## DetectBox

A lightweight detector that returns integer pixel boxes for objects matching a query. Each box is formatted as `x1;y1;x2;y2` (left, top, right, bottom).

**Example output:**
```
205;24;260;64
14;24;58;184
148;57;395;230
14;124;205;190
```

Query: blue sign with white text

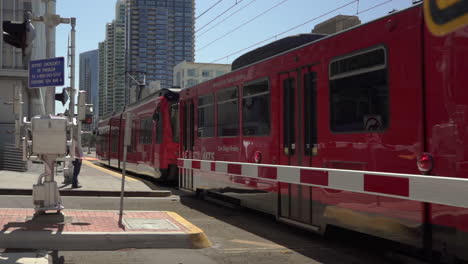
29;57;65;88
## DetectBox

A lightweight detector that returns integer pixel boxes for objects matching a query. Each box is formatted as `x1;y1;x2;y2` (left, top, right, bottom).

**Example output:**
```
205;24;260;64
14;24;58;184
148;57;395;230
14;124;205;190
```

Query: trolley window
111;127;119;152
304;71;318;156
131;120;136;152
198;93;215;137
170;103;179;142
242;79;270;136
139;117;153;144
283;77;295;156
217;87;239;137
154;108;163;144
329;47;388;133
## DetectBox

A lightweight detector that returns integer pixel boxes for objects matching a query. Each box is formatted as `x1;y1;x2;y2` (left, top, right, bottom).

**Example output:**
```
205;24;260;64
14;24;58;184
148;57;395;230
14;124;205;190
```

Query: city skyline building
173;61;231;89
79;49;99;130
126;0;195;103
98;0;126;118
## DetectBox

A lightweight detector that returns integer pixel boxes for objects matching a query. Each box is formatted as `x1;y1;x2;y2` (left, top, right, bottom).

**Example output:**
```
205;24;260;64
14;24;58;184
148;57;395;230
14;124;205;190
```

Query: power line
197;0;258;38
196;0;225;20
197;0;292;52
206;0;393;65
196;0;246;33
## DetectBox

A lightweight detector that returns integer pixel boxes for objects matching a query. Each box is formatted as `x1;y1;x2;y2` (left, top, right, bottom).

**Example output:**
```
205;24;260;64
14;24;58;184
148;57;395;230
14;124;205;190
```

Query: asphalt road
0;192;409;264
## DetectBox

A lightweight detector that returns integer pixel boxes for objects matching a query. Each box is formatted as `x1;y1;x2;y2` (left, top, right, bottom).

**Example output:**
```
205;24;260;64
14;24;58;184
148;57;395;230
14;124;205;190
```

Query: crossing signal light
84;115;93;125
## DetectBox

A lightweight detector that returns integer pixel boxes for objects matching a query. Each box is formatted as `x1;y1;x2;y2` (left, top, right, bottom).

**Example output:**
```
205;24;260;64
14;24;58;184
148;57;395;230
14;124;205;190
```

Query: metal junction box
31;115;67;155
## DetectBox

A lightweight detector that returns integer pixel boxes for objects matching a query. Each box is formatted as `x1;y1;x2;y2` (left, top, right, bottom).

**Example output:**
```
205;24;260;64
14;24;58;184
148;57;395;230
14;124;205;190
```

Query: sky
54;0;415;113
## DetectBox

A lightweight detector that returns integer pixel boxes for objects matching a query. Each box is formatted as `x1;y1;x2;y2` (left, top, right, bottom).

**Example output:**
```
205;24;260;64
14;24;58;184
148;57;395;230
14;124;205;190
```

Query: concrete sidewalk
0;158;157;193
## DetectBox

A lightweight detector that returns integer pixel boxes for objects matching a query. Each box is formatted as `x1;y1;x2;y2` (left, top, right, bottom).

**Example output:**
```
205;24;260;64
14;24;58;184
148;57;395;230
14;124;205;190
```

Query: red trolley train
177;3;468;262
96;89;179;183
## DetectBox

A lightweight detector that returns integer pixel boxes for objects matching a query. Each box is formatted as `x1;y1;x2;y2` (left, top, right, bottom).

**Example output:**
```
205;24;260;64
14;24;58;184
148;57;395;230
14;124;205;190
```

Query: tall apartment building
79;49;99;130
173;61;231;89
0;0;52;171
98;42;106;118
98;0;126;117
126;0;195;103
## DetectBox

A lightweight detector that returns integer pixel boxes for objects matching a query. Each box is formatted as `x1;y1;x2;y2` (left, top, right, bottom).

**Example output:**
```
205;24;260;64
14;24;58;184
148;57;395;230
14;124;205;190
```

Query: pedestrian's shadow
58;183;71;189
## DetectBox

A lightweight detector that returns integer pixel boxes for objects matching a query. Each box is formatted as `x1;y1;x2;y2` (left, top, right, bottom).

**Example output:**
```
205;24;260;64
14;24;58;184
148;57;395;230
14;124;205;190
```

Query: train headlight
254;151;262;163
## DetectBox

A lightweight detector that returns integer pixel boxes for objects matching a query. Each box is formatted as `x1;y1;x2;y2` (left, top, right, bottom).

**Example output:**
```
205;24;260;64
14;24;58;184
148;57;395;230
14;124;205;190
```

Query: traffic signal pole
44;0;56;115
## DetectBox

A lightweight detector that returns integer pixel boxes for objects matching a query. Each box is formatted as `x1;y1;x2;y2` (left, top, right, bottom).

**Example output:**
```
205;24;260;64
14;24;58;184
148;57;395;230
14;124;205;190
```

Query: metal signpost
118;112;132;227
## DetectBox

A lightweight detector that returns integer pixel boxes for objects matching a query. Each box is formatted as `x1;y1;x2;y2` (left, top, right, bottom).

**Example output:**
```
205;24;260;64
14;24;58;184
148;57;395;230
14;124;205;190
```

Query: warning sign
424;0;468;36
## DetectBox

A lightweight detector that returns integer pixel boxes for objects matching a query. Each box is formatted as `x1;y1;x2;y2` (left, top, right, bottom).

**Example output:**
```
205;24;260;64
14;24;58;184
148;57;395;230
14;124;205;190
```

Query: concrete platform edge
167;211;212;249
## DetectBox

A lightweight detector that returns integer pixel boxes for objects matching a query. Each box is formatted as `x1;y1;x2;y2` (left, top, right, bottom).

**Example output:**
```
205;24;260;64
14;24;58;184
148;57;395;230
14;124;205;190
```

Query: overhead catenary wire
196;0;246;33
197;0;258;38
196;0;225;20
196;0;292;52
191;0;357;72
205;0;393;65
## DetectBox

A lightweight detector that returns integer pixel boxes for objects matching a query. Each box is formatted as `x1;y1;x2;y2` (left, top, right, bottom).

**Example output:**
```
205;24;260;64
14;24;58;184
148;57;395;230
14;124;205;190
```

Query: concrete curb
0;232;207;250
0;188;171;197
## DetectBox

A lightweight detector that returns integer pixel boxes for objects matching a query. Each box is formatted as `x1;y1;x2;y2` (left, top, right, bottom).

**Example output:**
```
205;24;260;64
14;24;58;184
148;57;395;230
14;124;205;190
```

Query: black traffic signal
55;88;69;106
3;12;35;57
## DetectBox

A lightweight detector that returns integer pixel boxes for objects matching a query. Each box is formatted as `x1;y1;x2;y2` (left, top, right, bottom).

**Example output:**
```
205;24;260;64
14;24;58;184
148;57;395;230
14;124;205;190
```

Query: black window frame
197;93;215;138
139;117;153;145
154;107;163;144
329;46;389;134
217;86;239;137
169;102;180;143
242;78;271;137
303;71;318;156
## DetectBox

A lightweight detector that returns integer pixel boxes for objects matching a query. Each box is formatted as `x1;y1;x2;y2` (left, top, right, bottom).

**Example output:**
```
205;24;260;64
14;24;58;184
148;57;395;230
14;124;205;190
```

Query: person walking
72;128;84;188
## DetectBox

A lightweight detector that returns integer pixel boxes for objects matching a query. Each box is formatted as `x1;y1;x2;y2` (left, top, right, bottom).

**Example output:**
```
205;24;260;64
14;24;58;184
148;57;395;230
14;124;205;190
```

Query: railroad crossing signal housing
77;90;93;124
425;0;468;36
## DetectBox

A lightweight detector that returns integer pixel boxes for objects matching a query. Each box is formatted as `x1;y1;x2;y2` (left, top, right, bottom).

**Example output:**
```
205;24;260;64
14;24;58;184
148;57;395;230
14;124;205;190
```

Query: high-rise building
0;0;53;171
79;49;99;130
98;0;126;117
98;42;106;118
126;0;195;103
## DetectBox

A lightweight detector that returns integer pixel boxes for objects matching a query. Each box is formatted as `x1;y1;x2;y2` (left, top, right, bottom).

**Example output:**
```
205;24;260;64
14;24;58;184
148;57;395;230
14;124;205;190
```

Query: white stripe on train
178;158;468;208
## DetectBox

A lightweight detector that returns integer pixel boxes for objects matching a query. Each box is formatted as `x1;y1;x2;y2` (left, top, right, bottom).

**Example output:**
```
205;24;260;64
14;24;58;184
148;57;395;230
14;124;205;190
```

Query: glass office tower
126;0;195;103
